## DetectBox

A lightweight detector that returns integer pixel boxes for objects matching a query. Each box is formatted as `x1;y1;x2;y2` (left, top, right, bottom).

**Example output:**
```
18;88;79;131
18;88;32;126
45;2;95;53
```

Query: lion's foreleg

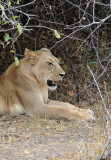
48;100;95;120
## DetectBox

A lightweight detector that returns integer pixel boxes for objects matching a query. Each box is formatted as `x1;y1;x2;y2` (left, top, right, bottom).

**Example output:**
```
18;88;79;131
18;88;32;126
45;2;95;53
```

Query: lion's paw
86;109;96;121
87;109;94;116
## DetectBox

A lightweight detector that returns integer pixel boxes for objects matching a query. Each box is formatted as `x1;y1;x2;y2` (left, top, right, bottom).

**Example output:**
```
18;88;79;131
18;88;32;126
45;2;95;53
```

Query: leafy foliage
54;30;61;39
17;23;23;35
14;56;19;66
4;33;10;42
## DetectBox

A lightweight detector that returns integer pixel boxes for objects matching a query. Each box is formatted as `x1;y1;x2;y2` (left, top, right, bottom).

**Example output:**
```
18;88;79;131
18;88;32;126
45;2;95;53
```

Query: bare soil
0;110;111;160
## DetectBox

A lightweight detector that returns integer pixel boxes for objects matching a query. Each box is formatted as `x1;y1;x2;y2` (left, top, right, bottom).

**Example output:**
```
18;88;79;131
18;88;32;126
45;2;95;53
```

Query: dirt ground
0;109;111;160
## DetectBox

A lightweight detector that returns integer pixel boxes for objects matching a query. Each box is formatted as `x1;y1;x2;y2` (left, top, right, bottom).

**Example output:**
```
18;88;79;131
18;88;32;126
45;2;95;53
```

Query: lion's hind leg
9;104;25;115
0;94;8;114
8;95;25;115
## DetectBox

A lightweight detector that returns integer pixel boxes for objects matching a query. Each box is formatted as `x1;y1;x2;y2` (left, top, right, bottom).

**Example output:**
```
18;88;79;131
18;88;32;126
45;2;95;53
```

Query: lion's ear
41;48;52;55
25;48;33;57
25;48;42;65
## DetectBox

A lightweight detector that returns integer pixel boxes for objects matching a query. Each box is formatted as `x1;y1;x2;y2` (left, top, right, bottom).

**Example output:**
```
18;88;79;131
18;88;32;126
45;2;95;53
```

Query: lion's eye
47;62;54;66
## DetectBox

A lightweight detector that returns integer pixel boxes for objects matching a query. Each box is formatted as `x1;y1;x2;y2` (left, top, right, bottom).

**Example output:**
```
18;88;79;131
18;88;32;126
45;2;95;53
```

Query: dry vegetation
0;112;110;160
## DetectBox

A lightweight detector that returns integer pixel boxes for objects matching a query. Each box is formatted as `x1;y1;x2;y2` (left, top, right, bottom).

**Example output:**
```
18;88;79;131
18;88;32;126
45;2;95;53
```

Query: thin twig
87;65;111;120
98;136;111;160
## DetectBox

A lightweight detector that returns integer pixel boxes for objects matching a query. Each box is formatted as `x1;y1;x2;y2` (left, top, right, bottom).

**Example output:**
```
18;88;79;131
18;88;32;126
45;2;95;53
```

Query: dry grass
0;105;111;160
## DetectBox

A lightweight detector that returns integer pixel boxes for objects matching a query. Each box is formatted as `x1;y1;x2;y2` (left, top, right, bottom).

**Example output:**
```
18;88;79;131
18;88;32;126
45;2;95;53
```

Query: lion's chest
40;86;48;104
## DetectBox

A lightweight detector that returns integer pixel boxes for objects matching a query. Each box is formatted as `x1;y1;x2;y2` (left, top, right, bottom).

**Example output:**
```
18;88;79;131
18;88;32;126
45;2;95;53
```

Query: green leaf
100;39;105;45
8;1;11;7
17;0;19;4
0;4;4;17
17;23;22;35
17;0;21;4
4;33;10;42
0;4;4;10
12;16;19;19
2;21;9;25
88;61;97;68
54;30;61;39
14;56;19;66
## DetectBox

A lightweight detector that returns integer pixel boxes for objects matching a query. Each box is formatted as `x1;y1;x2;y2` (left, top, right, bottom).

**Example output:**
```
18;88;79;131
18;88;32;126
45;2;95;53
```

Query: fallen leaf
46;125;50;129
80;151;86;154
33;148;37;151
24;150;30;154
89;134;94;138
68;90;74;96
97;149;102;154
69;139;74;143
8;137;12;143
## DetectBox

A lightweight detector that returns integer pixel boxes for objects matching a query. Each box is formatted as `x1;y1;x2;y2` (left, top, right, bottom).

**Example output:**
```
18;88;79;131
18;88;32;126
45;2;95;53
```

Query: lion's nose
59;73;65;78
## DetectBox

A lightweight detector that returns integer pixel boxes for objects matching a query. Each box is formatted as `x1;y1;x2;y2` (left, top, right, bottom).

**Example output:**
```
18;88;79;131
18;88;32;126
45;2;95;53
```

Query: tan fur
0;48;95;120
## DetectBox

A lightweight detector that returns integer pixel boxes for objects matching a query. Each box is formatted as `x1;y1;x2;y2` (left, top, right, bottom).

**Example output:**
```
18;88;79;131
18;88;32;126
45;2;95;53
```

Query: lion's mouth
47;80;58;91
47;80;57;87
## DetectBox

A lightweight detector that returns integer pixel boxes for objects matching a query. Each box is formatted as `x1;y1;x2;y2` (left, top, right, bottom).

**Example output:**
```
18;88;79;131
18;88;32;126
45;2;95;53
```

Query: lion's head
25;48;65;91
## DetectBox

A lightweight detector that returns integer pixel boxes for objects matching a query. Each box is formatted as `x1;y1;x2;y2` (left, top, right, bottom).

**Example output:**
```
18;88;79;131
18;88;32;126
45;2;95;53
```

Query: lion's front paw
87;109;94;116
86;109;96;121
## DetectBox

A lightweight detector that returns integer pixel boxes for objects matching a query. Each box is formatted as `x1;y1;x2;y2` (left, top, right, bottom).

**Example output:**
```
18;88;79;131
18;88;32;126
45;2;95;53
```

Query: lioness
0;48;95;120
